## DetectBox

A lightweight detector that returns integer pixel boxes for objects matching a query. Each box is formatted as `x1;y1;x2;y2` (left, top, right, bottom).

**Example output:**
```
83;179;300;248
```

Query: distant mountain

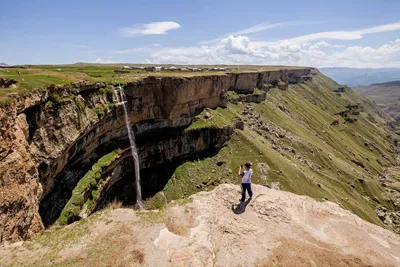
320;67;400;86
353;81;400;130
0;62;9;67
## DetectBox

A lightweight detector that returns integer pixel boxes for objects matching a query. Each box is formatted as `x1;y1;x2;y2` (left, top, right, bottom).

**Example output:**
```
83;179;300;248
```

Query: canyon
354;81;400;132
1;68;320;243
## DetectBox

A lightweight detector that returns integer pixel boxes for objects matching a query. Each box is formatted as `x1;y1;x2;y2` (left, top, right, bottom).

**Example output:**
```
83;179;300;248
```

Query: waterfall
117;85;143;208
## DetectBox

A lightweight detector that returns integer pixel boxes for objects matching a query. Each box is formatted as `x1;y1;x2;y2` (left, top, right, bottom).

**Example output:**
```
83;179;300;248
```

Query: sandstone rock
3;184;400;266
0;67;321;242
270;182;280;190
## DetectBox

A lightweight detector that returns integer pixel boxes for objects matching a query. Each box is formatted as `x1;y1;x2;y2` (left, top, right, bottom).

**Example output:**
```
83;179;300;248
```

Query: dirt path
1;184;400;266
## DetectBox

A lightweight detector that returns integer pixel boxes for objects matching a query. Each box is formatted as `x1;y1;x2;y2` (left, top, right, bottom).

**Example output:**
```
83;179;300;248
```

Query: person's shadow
231;199;251;214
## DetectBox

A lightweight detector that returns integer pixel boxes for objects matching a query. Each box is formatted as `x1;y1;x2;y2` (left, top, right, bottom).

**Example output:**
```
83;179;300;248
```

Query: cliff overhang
0;68;314;243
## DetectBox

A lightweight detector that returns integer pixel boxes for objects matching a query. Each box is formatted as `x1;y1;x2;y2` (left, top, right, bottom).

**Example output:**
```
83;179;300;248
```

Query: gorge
1;67;399;245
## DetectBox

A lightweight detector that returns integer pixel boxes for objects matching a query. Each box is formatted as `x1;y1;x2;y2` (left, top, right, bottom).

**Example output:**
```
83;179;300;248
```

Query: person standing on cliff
238;162;253;202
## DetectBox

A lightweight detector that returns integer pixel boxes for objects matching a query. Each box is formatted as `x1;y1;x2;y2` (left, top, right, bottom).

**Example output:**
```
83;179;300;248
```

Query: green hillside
162;73;399;229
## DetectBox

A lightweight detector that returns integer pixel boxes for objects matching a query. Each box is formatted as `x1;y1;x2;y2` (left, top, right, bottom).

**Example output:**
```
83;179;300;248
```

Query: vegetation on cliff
162;73;399;229
56;150;120;225
1;65;399;244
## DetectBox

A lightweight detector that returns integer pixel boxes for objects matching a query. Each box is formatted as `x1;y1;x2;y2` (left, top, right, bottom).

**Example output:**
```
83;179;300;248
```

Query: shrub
49;93;62;104
99;87;115;96
93;107;105;116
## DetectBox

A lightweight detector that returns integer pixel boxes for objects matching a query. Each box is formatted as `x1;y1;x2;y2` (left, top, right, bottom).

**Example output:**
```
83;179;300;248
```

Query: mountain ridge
320;67;400;86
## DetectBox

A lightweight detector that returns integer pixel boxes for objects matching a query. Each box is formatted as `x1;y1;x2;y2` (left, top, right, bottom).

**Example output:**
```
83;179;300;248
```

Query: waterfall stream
117;85;143;208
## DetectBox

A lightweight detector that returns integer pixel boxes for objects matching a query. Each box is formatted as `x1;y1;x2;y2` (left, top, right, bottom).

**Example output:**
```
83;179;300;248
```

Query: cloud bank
149;22;400;68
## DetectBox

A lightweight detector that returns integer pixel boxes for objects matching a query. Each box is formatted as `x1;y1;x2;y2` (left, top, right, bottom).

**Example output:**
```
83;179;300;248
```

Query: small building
168;66;177;71
180;68;189;72
155;66;164;72
145;66;156;72
121;66;131;70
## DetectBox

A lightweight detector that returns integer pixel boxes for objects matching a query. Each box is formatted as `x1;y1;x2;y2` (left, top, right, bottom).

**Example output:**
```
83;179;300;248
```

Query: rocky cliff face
0;68;312;243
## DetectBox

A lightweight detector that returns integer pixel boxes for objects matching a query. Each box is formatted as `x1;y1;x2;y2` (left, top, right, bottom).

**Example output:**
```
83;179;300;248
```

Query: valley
1;65;400;265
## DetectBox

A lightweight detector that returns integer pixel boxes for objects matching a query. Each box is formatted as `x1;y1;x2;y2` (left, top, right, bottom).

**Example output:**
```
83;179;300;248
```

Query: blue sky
1;0;400;67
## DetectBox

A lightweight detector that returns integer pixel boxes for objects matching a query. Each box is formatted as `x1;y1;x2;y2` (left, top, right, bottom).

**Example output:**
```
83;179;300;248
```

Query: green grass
56;150;120;225
185;104;240;132
163;73;398;227
0;66;142;106
0;64;311;107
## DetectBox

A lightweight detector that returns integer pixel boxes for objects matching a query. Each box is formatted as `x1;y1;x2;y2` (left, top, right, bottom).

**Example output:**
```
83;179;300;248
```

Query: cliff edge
1;184;399;266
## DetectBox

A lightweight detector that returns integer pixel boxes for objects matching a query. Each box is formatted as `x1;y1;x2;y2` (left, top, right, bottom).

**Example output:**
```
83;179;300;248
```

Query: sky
1;0;400;68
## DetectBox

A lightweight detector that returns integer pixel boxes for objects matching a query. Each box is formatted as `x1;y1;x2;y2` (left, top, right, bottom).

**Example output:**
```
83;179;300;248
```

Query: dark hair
245;162;252;168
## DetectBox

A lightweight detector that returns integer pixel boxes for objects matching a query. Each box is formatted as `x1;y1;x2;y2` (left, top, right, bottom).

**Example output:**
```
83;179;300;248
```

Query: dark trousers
241;183;253;202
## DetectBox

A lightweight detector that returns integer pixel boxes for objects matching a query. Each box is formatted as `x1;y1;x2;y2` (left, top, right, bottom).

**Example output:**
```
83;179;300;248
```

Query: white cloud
308;41;345;49
119;22;180;37
150;43;161;47
232;21;296;36
286;22;400;44
95;58;116;63
200;21;295;45
148;22;400;68
150;35;400;68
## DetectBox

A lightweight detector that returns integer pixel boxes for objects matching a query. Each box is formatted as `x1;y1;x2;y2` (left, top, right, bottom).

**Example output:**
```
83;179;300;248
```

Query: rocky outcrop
229;68;313;92
2;184;400;266
335;103;362;123
0;68;313;243
0;78;17;88
0;112;43;243
41;125;235;225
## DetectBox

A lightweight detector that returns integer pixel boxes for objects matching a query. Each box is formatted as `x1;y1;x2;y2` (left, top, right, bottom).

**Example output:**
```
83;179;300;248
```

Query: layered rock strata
0;68;312;243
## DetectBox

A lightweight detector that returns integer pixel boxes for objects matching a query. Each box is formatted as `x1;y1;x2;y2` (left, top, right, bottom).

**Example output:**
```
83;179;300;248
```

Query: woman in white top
238;162;253;202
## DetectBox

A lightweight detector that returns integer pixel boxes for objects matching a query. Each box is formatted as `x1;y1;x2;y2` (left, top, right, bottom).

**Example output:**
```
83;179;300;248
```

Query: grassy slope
353;81;400;133
57;150;120;225
163;73;398;227
2;65;397;228
0;66;142;105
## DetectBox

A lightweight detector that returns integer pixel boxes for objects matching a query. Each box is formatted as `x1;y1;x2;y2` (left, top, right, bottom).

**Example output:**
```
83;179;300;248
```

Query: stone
270;182;280;190
0;77;17;88
235;120;245;130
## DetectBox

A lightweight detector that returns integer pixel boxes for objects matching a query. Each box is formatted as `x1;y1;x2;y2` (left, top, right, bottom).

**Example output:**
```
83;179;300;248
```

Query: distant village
120;65;229;72
0;63;231;73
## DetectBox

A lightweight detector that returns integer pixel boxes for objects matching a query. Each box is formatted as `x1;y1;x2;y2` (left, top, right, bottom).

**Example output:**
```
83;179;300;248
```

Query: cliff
0;68;313;243
1;184;400;266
